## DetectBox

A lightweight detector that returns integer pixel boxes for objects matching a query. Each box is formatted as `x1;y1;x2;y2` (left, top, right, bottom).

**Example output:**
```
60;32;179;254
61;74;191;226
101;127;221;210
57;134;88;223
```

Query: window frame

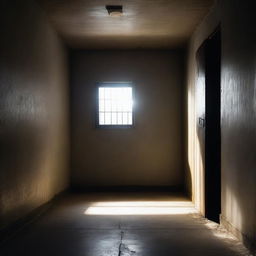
95;82;135;129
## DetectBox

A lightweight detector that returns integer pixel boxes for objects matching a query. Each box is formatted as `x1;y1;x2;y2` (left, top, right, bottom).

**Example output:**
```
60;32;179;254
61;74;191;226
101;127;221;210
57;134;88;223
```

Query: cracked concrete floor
0;192;251;256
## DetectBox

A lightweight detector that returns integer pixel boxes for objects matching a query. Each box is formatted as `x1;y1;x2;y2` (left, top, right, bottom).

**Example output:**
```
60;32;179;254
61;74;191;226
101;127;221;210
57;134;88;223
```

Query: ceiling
38;0;214;49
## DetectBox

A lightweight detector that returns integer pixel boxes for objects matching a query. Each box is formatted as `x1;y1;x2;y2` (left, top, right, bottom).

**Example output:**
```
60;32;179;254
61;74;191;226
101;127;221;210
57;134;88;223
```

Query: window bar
103;88;106;125
122;88;124;125
110;88;112;125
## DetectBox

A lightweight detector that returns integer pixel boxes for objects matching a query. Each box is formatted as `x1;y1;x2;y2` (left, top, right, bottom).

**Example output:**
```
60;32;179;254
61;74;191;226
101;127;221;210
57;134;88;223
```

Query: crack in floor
118;231;136;256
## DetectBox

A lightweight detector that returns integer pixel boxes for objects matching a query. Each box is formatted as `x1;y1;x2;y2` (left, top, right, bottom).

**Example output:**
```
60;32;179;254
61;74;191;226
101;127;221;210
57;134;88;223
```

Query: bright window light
84;201;197;215
98;85;133;126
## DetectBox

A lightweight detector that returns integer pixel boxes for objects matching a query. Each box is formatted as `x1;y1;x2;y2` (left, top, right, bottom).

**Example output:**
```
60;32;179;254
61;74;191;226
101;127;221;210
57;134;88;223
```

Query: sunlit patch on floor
84;201;197;215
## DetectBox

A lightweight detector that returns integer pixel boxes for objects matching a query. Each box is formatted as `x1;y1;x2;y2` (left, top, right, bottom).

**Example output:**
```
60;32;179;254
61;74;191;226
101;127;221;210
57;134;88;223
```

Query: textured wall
0;0;69;228
220;0;256;250
71;50;185;187
185;0;256;251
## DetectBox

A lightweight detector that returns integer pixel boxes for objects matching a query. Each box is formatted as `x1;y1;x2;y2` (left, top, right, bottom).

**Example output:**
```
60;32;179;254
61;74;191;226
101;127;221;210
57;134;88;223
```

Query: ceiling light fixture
106;5;123;17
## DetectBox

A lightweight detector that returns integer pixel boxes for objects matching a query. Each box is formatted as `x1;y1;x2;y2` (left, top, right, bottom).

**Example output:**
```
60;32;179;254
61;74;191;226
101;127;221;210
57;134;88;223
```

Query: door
196;28;221;222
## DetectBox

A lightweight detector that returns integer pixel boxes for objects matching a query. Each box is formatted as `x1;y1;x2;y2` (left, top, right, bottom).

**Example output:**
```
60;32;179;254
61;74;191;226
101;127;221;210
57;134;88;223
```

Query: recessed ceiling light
106;5;123;17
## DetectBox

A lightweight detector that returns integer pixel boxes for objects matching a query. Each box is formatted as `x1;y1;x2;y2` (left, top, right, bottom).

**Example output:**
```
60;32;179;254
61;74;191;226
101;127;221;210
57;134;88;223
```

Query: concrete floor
0;192;250;256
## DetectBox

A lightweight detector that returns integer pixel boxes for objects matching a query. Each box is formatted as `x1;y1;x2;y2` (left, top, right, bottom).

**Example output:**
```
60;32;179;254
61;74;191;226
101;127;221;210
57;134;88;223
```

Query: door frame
196;26;221;222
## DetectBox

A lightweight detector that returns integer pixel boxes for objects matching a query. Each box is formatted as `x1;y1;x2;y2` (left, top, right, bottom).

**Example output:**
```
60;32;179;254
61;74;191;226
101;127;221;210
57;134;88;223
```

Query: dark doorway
196;28;221;222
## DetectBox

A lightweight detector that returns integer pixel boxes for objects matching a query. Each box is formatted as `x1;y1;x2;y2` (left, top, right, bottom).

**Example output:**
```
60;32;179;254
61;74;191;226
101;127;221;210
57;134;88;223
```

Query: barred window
97;83;133;126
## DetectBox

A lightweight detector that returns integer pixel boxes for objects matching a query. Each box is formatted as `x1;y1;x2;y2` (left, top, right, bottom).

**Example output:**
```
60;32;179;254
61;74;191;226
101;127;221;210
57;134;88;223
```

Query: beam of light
84;201;197;215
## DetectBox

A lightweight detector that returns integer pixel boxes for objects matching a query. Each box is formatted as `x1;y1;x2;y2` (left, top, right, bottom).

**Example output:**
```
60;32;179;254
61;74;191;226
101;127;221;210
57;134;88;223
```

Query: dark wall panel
70;50;185;187
0;0;70;228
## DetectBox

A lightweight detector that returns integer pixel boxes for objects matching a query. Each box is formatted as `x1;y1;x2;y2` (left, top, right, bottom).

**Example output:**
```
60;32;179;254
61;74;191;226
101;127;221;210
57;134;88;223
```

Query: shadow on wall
184;160;192;198
0;123;51;227
0;0;69;230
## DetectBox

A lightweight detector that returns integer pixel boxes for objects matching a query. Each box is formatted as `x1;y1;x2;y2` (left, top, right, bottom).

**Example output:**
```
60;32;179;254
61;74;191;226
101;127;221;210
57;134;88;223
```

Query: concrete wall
185;0;256;252
0;0;70;228
71;50;185;188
